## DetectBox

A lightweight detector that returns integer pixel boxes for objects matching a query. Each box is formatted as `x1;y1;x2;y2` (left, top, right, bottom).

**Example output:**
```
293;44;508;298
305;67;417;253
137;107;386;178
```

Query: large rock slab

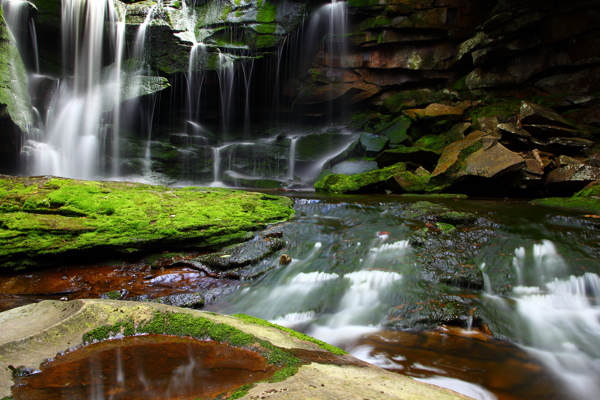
0;176;294;267
0;299;472;400
428;131;524;191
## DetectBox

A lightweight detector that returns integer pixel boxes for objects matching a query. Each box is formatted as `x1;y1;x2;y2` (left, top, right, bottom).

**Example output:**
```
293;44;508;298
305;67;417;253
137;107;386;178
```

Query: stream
1;193;599;400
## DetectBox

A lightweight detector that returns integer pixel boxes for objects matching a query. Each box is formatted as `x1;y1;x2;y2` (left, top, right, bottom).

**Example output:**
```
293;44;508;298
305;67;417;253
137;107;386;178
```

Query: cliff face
291;0;600;124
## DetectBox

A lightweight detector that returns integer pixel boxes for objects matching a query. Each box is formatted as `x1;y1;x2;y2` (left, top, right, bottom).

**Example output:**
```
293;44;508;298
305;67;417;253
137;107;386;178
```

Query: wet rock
314;163;407;194
429;131;525;192
545;163;600;193
474;117;502;138
332;159;379;175
359;132;389;155
519;101;574;129
403;103;465;121
392;171;429;193
195;234;286;272
375;146;441;169
377;116;412;145
547;137;595;153
141;292;206;308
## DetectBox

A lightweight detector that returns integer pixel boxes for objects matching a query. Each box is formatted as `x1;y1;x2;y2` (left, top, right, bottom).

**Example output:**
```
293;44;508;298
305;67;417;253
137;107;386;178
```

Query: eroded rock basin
12;334;277;400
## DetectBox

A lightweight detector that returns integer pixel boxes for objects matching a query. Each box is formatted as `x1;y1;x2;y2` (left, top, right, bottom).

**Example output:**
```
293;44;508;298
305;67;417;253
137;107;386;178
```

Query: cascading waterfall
287;136;298;180
16;0;131;179
216;51;236;136
1;0;39;73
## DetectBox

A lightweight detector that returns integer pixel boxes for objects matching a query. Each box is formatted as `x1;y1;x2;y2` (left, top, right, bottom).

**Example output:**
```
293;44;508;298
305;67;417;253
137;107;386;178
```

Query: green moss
255;34;278;48
233;314;347;355
0;176;294;267
574;181;600;198
414;134;449;151
256;1;277;23
530;197;600;214
466;100;521;122
314;163;406;194
83;311;302;394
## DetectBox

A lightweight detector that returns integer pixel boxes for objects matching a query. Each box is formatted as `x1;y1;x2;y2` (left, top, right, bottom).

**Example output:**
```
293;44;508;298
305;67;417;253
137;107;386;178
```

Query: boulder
403;103;465;121
376;146;441;169
332;159;379;175
428;131;525;191
0;176;294;267
518;101;574;129
314;162;406;194
544;163;600;193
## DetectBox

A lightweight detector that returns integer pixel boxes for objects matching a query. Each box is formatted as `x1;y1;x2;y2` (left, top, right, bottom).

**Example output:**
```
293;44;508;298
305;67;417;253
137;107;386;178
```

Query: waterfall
9;0;164;180
217;52;236;136
287;136;298;180
2;0;39;73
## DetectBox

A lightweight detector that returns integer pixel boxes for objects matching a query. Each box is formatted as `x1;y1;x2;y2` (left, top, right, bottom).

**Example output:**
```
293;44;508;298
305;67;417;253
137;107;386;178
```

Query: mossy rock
0;175;294;268
314;163;406;194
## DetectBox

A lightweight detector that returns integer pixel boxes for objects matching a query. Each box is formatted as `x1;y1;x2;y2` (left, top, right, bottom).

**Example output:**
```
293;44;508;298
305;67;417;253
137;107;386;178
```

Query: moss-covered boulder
530;180;600;214
0;175;294;268
314;162;406;194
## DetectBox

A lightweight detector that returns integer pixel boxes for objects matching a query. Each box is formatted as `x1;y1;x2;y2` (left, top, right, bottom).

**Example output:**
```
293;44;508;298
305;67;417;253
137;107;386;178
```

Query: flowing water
1;194;599;399
205;194;600;400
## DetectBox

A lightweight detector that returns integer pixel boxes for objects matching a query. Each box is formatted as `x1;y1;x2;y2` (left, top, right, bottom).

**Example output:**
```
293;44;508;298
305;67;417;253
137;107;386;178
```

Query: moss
233;314;347;355
255;34;278;48
314;163;406;194
574;181;600;198
82;311;302;394
414;134;449;151
530;197;600;214
466;100;521;122
0;176;294;267
256;1;277;23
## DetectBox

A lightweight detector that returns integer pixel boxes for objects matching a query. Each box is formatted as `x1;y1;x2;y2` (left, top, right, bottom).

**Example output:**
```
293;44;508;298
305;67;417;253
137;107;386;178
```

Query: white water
287;136;298;180
12;0;163;180
217;52;236;135
479;240;600;400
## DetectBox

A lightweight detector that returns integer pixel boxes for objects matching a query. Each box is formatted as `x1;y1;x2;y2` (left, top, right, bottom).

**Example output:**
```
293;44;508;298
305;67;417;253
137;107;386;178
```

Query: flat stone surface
0;299;472;400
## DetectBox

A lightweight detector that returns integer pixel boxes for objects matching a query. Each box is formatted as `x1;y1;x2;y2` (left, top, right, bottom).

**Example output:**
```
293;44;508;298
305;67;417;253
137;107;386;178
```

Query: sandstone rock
462;142;525;178
341;41;456;70
498;122;532;142
519;101;574;128
332;159;379;175
447;122;471;141
474;117;502;138
392;170;430;193
589;154;600;168
359;132;389;154
429;131;525;191
547;137;595;152
0;300;471;400
545;164;600;192
376;146;441;169
403;103;465;120
378;116;412;145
